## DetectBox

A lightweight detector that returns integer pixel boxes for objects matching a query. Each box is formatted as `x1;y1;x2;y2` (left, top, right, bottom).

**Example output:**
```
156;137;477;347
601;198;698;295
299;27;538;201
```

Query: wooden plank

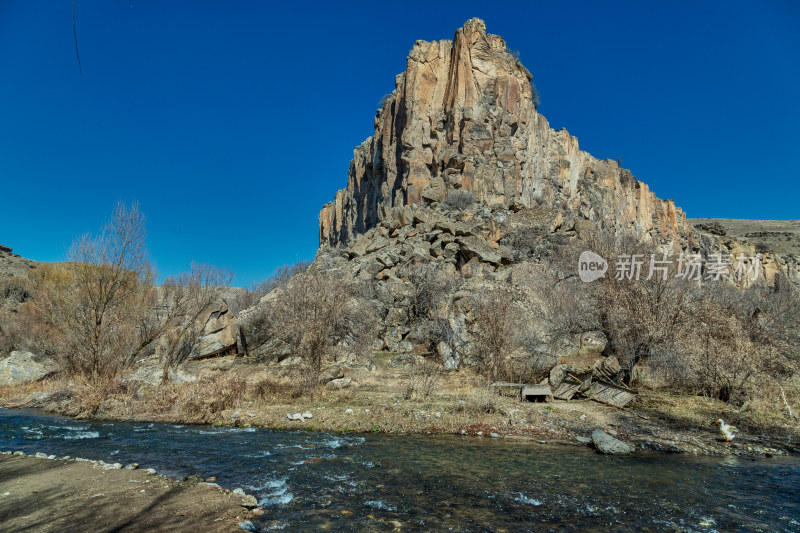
521;385;554;403
553;382;580;400
490;382;524;398
586;382;636;407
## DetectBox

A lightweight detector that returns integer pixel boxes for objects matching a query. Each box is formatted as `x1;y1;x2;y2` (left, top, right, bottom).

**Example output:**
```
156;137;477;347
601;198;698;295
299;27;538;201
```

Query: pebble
145;468;157;474
490;433;500;438
286;412;303;421
539;440;547;444
111;463;123;470
47;455;56;460
345;409;353;415
12;451;24;456
302;412;313;420
124;463;139;470
232;488;246;496
35;452;48;459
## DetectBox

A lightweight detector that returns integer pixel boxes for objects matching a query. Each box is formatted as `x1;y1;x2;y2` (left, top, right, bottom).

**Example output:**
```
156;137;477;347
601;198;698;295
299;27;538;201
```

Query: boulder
591;429;633;455
121;361;197;386
0;351;58;386
455;236;502;265
239;494;259;509
319;364;344;383
325;377;352;390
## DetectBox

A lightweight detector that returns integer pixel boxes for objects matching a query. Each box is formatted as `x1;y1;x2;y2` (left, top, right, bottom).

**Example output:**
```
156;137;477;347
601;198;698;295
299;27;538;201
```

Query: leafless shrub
401;262;461;322
403;358;443;400
669;281;800;405
0;275;32;303
443;189;475;210
531;80;540;108
178;376;246;420
455;387;503;415
502;227;553;261
249;378;304;402
157;263;233;382
469;285;520;382
261;267;377;390
226;262;312;315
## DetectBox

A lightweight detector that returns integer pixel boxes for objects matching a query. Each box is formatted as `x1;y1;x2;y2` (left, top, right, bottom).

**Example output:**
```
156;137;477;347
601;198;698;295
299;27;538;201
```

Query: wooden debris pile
549;356;637;407
488;355;636;407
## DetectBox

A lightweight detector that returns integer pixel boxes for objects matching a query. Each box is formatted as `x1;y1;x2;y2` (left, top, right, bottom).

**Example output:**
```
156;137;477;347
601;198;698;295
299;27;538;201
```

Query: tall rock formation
319;18;687;249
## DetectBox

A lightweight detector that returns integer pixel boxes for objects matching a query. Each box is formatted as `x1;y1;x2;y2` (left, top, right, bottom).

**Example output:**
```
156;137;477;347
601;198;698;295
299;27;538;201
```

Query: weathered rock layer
320;18;688;249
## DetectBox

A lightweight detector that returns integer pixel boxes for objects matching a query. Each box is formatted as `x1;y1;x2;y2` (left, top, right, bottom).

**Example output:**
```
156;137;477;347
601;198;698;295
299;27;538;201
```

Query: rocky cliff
319;18;688;250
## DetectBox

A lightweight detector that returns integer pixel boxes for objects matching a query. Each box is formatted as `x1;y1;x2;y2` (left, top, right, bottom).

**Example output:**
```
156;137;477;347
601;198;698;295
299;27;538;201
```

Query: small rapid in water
1;408;799;531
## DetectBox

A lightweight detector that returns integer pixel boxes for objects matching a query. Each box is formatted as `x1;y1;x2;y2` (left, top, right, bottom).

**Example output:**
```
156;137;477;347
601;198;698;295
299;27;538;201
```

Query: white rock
302;412;313;420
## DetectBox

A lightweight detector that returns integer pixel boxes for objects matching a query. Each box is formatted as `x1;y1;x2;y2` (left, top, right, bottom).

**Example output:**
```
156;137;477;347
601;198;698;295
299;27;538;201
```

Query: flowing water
1;408;798;532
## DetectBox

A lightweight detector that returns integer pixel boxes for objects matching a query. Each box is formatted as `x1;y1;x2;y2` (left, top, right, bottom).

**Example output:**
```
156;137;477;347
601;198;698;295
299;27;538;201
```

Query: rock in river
591;429;633;455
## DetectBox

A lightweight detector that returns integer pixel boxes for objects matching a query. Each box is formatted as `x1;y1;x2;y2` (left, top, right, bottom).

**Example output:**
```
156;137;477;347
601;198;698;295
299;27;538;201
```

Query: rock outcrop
0;351;57;386
320;18;688;250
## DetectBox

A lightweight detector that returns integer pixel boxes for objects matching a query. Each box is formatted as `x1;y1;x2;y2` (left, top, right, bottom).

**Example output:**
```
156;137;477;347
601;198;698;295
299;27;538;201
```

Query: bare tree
158;263;233;382
31;202;156;380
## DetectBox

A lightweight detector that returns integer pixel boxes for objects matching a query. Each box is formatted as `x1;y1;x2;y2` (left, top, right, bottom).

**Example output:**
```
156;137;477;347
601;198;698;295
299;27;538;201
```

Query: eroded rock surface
320;18;688;251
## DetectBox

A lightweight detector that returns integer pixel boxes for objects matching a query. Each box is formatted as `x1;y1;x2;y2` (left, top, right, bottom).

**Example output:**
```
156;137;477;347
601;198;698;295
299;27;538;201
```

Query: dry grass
2;357;798;455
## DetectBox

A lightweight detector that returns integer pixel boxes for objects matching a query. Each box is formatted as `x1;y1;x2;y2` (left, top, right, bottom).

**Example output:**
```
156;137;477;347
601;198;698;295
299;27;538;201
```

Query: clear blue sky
1;1;798;287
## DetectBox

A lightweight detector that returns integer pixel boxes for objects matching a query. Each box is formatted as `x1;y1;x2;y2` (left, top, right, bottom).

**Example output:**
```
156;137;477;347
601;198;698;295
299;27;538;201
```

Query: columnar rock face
319;18;688;249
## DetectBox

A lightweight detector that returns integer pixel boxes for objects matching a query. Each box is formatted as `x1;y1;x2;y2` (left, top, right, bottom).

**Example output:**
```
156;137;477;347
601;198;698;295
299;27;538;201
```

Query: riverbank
0;452;260;532
1;354;798;458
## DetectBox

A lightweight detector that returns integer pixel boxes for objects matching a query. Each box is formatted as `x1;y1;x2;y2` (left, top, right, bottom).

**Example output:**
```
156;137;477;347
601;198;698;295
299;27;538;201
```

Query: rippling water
1;408;799;532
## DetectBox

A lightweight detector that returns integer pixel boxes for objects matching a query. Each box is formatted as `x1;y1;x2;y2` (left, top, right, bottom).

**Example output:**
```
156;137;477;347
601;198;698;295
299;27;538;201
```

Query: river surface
1;409;798;532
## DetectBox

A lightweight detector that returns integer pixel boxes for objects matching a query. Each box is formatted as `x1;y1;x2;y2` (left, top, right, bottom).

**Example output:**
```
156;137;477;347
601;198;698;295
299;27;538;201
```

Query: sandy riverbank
0;453;259;532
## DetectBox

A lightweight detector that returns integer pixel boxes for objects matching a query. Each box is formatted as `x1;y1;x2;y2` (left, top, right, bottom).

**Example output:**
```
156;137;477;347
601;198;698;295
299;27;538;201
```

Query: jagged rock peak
319;18;688;249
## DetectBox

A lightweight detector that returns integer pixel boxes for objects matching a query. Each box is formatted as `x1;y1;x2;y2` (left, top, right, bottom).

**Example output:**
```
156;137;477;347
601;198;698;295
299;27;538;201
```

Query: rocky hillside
319;18;688;251
0;245;37;314
0;245;37;279
318;19;798;289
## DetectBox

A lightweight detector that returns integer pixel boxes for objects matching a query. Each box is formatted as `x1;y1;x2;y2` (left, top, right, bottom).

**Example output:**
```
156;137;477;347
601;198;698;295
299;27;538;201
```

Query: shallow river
1;409;798;532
